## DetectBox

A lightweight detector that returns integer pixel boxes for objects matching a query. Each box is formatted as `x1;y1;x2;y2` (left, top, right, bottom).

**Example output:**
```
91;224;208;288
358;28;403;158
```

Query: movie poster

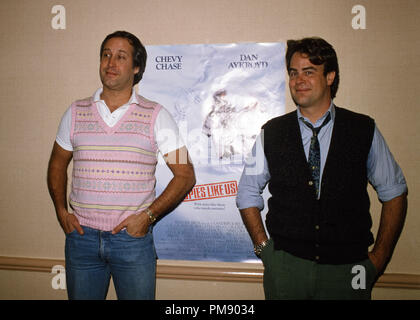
139;42;285;262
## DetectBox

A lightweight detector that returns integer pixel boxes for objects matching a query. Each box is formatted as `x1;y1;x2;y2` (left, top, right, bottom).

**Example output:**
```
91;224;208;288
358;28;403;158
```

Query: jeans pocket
65;228;78;236
123;228;150;239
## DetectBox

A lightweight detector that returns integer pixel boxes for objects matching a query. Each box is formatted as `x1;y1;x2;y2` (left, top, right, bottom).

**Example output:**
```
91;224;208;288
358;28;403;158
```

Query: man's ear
326;71;336;86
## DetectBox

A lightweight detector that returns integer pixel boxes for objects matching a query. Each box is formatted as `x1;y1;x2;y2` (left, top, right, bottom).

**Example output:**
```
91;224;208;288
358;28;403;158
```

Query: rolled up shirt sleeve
236;133;271;211
367;125;408;202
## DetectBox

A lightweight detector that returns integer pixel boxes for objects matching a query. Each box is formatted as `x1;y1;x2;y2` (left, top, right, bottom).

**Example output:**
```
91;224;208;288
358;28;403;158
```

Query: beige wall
1;268;419;300
0;0;419;299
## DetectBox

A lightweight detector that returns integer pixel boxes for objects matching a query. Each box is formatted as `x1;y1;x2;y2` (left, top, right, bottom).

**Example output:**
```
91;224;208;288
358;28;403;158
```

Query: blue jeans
65;226;156;300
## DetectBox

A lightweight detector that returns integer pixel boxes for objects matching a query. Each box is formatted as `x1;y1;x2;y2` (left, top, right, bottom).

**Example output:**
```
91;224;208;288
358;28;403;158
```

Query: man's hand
368;251;385;275
112;211;150;237
59;210;84;235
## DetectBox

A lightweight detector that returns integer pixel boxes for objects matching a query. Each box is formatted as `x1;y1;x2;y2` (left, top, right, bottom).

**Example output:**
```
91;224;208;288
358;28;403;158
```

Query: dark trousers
261;239;377;300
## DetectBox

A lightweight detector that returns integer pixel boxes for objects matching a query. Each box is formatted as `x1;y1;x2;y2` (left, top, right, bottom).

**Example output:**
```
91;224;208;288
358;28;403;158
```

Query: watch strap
254;240;268;256
145;208;156;223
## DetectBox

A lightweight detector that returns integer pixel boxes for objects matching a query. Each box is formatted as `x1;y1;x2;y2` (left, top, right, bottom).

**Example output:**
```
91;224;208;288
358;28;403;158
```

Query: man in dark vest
236;37;408;299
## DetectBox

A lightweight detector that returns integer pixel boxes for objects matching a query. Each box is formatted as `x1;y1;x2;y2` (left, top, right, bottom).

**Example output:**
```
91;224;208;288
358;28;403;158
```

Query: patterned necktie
301;112;331;197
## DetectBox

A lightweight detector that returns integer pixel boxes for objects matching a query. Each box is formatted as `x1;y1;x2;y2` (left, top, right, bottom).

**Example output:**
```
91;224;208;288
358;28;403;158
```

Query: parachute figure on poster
202;89;269;163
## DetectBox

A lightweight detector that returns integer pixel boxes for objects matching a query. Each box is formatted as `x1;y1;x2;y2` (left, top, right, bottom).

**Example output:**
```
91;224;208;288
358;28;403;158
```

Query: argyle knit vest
263;106;375;264
69;94;161;231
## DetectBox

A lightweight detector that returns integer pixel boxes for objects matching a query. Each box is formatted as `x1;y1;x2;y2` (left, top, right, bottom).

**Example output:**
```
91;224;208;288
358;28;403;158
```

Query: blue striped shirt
236;104;407;210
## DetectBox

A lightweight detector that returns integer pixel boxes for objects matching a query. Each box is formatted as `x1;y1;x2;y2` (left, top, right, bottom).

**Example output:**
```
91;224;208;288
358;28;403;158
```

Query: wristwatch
145;208;157;223
254;240;268;256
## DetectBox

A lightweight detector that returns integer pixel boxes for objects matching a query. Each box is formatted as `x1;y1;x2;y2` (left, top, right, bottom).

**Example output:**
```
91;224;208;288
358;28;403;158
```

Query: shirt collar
297;101;336;126
93;87;139;106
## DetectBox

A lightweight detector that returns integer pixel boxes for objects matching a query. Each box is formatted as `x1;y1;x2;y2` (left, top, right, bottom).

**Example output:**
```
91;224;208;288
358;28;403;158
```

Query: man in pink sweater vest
47;31;196;300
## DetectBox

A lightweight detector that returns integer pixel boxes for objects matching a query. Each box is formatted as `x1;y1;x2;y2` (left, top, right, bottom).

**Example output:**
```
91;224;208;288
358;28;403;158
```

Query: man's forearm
47;163;68;214
370;192;408;274
112;147;196;235
239;207;268;246
148;147;196;220
47;142;73;224
111;166;196;236
148;173;195;219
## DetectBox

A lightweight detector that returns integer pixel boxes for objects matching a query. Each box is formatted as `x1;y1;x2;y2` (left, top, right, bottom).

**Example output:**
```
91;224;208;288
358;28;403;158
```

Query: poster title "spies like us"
184;181;238;202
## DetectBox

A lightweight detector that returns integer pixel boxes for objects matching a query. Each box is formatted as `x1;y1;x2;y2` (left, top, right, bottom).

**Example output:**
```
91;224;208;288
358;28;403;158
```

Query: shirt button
315;225;320;230
308;181;314;186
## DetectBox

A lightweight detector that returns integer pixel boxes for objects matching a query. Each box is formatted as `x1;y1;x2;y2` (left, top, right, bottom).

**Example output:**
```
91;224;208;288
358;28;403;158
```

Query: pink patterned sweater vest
69;94;161;231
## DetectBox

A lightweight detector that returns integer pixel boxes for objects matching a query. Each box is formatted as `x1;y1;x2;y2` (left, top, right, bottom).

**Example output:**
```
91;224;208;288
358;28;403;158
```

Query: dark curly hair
286;37;339;99
100;31;147;86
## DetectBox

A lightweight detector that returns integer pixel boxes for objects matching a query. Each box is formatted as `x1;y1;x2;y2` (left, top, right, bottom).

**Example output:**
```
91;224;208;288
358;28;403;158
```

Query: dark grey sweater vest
262;106;375;264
